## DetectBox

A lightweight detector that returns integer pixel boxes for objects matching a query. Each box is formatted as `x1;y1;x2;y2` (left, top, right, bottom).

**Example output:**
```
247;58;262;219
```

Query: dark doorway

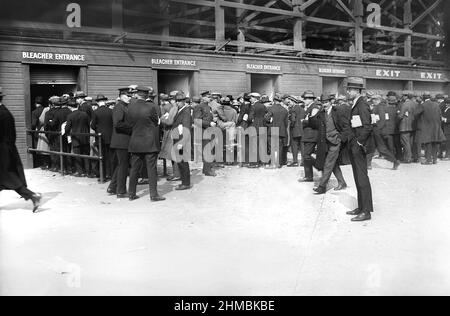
158;70;195;97
251;74;279;97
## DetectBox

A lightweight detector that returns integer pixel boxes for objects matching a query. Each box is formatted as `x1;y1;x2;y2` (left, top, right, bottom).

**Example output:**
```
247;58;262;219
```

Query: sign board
151;58;198;70
371;68;448;82
245;63;282;74
319;67;347;76
21;51;87;65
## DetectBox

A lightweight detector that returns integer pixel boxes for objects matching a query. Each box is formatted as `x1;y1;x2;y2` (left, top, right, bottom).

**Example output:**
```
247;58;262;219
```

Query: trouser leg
129;154;143;197
375;132;396;163
145;153;159;197
349;141;373;213
178;161;191;186
202;138;213;174
15;186;35;200
303;142;316;179
291;135;299;164
425;143;432;162
400;132;412;161
318;142;341;189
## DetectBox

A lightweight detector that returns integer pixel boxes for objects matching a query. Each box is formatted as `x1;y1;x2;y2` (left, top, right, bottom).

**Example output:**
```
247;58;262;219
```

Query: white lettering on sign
420;72;443;80
376;69;401;78
22;52;86;62
319;68;346;75
246;64;281;72
66;3;81;28
151;59;196;67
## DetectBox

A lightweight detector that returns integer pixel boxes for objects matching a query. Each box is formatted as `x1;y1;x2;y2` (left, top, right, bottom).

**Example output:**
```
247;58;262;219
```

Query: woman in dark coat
0;89;42;212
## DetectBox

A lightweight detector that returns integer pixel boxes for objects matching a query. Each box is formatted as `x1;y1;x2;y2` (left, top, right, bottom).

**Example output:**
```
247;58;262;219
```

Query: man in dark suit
268;94;289;168
127;86;165;202
442;98;450;160
287;96;305;167
313;94;350;195
299;91;322;182
0;87;42;213
52;96;73;174
65;98;91;177
31;96;47;168
172;92;193;191
345;78;374;222
193;96;216;177
44;96;62;171
91;94;114;181
108;87;133;198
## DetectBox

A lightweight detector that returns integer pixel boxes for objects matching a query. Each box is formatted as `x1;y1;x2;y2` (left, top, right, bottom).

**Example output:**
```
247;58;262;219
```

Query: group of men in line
25;80;450;221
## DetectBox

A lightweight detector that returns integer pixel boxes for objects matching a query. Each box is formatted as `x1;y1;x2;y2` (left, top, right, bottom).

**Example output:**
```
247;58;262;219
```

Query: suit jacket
269;102;289;139
289;104;305;138
110;100;131;150
382;105;399;136
302;101;322;143
442;106;450;137
79;101;94;122
237;102;253;129
0;104;27;190
127;99;161;154
398;100;415;132
351;97;374;149
373;102;387;133
416;100;446;144
252;101;268;131
65;110;91;147
193;102;213;130
91;106;113;145
31;106;44;130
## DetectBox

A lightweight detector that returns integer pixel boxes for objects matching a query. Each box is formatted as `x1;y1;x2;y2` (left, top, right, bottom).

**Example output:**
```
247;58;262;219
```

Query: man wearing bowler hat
0;87;42;213
127;86;165;202
345;77;374;222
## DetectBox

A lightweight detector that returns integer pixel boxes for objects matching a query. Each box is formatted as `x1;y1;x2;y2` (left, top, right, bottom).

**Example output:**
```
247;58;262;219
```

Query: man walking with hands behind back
345;78;374;222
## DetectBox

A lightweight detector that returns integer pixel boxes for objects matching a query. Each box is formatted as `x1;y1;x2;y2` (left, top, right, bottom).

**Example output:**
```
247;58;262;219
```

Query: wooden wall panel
0;61;27;163
199;70;247;96
279;74;321;97
87;65;152;100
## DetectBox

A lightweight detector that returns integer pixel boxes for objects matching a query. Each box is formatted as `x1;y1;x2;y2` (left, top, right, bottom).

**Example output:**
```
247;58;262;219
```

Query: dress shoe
117;193;128;199
351;212;372;222
138;178;149;185
107;188;116;195
433;159;438;165
298;177;314;183
346;208;361;216
87;174;97;179
313;187;326;195
334;183;347;191
73;172;83;178
151;196;166;202
287;163;299;168
300;162;304;167
167;176;181;182
31;193;42;213
129;195;140;201
204;172;217;177
175;184;193;191
421;161;433;165
393;160;401;170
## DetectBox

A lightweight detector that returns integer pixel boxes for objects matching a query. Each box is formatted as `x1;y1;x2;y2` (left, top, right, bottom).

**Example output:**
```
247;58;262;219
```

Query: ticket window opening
251;74;279;98
322;77;346;97
158;70;194;98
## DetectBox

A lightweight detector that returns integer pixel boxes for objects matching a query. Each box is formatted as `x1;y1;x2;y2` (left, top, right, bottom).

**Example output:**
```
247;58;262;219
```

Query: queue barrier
27;130;105;183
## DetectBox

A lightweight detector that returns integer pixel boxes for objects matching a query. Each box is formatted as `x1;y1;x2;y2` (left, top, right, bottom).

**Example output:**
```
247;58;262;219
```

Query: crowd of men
17;81;450;218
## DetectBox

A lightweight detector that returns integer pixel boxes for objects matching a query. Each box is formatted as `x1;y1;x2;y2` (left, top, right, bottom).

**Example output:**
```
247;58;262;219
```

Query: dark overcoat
0;104;27;191
127;99;161;154
289;104;305;138
302;101;322;143
65;110;91;147
442;106;450;137
416;100;446;144
351;97;375;154
91;106;114;145
110;100;132;150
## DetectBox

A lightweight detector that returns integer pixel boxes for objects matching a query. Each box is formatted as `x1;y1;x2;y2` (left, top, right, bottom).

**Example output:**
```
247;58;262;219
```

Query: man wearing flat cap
299;90;322;182
108;87;133;198
0;88;42;213
52;95;73;174
126;86;165;202
91;94;113;181
44;96;62;172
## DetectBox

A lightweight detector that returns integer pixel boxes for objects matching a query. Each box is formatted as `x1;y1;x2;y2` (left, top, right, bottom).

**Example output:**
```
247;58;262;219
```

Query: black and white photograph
1;0;450;299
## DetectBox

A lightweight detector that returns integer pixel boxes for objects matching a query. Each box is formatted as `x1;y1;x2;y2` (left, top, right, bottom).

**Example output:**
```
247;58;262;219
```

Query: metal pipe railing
27;130;105;183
